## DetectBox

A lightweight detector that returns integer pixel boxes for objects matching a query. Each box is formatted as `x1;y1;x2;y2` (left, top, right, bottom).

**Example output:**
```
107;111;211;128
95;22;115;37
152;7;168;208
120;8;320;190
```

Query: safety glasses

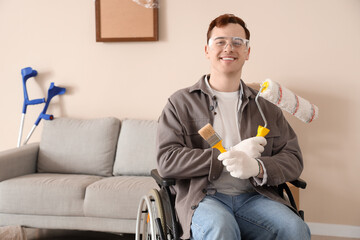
208;36;250;50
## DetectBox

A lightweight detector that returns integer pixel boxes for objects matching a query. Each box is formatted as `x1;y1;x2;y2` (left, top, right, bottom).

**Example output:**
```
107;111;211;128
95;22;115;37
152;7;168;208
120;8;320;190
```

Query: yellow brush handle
212;140;227;153
256;125;270;137
211;128;269;153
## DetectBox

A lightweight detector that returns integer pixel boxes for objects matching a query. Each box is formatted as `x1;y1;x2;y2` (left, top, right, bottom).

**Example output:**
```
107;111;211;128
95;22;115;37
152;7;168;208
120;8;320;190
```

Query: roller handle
210;128;269;152
256;125;270;137
212;130;269;152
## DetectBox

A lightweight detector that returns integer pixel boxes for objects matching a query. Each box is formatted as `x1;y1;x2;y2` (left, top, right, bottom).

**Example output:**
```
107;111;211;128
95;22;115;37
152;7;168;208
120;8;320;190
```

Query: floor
25;229;134;240
0;227;133;240
26;229;360;240
2;227;359;240
312;236;359;240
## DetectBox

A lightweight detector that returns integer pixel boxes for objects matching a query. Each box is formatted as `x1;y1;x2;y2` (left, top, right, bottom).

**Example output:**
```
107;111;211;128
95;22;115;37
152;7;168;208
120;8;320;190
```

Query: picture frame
95;0;158;42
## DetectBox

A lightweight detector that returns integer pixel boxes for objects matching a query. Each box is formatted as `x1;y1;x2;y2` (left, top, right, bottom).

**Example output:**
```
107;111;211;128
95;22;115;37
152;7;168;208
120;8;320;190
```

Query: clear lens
209;36;249;50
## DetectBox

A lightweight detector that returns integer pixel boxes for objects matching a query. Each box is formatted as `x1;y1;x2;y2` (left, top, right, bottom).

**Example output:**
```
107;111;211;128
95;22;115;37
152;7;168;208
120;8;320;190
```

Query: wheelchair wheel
135;189;167;240
149;189;167;235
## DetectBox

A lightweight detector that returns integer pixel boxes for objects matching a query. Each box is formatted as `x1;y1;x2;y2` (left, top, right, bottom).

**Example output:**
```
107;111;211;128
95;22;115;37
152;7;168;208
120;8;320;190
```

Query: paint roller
255;78;319;137
198;79;319;152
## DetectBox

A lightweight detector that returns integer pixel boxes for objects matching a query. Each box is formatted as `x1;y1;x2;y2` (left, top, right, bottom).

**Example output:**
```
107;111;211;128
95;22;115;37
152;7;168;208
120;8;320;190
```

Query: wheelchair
135;169;307;240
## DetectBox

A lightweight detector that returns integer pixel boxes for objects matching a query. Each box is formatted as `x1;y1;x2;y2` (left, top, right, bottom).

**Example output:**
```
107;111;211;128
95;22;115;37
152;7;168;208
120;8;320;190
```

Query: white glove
230;137;267;158
218;151;260;179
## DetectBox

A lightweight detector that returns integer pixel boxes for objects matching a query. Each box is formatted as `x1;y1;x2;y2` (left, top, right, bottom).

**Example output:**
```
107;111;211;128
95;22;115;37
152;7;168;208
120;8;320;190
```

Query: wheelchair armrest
151;169;176;187
289;178;307;189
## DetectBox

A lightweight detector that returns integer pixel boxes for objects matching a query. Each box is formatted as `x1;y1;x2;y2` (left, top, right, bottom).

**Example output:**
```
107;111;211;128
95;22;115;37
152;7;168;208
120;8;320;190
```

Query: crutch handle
35;113;54;126
21;67;46;113
22;98;46;113
28;98;45;105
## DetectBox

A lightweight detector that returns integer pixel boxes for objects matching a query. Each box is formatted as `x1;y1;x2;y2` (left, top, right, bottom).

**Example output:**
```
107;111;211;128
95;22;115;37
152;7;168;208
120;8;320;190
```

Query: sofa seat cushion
0;173;103;216
38;117;121;177
84;176;158;219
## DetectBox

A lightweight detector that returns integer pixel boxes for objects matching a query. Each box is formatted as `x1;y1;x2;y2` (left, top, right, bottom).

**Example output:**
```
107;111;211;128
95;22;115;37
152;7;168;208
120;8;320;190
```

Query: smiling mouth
220;57;237;61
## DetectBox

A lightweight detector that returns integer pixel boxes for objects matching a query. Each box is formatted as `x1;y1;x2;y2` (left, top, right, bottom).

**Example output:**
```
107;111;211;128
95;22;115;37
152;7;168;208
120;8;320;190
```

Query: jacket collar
189;75;213;97
189;74;257;101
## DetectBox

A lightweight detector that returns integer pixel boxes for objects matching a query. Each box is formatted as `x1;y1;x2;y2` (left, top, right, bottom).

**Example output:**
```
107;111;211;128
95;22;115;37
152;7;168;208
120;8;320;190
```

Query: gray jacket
156;76;303;239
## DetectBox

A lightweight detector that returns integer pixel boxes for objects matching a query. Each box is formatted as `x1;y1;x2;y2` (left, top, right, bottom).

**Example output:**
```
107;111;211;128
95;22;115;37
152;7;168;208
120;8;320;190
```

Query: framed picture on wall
95;0;158;42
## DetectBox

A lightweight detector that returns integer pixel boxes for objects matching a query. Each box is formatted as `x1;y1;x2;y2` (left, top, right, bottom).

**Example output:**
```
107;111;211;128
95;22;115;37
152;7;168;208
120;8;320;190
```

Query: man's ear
205;45;210;59
245;47;251;60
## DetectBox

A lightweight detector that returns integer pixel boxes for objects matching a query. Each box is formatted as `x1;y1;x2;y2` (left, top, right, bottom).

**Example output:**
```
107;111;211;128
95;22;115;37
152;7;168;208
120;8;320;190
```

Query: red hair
207;14;250;43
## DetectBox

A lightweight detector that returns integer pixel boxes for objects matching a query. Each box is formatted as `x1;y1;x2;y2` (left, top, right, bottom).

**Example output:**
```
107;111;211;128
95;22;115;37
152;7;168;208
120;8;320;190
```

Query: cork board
95;0;158;42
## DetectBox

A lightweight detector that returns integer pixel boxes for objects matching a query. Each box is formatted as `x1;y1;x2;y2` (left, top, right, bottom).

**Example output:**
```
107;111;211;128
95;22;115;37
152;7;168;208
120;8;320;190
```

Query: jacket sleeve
156;100;223;180
259;109;304;186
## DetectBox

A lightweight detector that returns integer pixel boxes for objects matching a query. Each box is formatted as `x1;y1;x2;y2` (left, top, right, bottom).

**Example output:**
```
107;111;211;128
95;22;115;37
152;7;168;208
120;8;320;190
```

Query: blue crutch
23;82;66;145
17;67;46;147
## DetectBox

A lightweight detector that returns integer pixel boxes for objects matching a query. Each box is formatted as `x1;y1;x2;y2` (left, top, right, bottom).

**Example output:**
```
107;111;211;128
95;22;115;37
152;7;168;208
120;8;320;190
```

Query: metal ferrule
207;133;222;147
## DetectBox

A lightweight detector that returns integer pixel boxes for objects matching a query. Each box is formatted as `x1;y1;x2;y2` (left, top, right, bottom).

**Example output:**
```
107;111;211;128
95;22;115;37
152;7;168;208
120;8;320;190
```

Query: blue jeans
190;192;311;240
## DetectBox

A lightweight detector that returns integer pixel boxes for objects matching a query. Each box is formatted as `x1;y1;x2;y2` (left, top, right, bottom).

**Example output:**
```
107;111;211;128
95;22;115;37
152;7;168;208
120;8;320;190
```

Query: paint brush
198;123;226;153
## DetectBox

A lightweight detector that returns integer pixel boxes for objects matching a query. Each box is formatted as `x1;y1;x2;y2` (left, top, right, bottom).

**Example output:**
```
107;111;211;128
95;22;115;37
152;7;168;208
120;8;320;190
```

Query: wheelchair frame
135;169;307;240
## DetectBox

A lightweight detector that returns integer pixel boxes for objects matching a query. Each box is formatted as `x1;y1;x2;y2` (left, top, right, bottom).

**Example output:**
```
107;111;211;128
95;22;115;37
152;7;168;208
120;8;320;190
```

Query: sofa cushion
113;119;158;176
84;176;158;219
0;173;103;216
38;117;121;177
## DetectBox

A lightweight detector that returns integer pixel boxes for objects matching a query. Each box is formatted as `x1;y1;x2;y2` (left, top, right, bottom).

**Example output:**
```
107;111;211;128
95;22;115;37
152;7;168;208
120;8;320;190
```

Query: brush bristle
198;123;216;140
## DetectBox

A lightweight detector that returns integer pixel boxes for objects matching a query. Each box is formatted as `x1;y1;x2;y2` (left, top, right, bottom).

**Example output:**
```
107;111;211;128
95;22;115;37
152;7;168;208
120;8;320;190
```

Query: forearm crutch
17;67;45;147
23;82;66;145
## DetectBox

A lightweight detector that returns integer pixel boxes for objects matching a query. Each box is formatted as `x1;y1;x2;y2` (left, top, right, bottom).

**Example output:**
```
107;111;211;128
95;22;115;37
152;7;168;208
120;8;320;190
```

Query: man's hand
230;137;267;158
218;151;260;179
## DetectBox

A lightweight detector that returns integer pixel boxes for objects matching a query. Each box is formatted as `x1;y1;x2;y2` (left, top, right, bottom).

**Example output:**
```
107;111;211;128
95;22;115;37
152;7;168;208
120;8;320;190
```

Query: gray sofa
0;117;159;234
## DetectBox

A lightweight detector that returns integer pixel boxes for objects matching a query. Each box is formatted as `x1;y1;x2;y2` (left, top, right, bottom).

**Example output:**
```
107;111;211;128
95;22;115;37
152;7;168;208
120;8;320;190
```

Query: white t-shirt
212;89;241;149
205;77;254;195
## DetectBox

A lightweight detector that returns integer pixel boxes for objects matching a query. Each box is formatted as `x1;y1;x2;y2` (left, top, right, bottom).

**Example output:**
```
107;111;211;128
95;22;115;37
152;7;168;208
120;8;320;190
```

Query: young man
156;14;311;240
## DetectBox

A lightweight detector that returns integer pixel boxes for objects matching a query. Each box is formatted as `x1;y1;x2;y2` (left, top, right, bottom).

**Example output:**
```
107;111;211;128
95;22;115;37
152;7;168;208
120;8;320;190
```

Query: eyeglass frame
208;36;250;50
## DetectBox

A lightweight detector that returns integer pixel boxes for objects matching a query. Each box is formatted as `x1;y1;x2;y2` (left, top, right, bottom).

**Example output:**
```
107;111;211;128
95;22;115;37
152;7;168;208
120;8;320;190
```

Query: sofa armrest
0;143;39;182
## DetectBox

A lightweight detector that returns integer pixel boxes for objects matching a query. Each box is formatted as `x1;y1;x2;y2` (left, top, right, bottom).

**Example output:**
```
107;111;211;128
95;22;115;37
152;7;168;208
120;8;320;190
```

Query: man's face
205;23;250;75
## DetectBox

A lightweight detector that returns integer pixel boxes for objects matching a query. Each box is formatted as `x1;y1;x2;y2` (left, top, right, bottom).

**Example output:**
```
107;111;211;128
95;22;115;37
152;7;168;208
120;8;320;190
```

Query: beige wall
1;0;359;231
